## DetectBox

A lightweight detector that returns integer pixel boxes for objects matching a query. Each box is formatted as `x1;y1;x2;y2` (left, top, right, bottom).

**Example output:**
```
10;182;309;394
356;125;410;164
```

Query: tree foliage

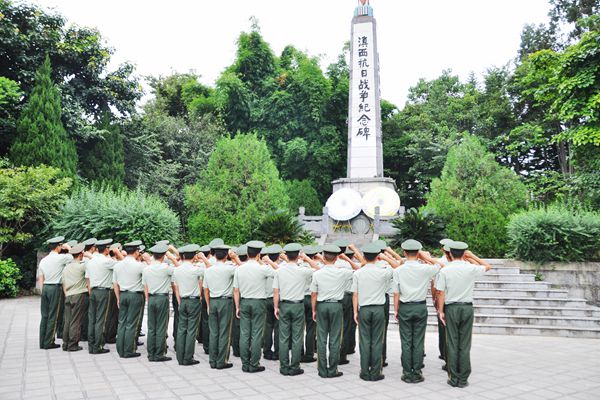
256;210;305;244
0;77;22;153
285;180;322;216
391;208;446;250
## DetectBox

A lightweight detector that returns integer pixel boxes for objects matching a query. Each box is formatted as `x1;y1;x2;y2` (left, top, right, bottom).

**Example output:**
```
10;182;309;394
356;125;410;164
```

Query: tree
0;77;22;155
285;179;322;216
145;73;214;118
185;134;289;244
10;55;78;176
426;135;528;257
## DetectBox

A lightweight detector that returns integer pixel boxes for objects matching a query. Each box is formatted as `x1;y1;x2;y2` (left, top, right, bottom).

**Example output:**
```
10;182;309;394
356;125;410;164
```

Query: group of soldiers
38;235;490;387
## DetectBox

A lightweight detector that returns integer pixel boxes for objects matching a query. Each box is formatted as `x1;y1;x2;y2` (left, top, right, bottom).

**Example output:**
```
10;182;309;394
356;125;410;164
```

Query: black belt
92;287;110;290
44;283;61;286
149;293;168;296
400;300;426;305
446;302;473;306
211;296;232;300
120;290;144;294
318;299;341;303
282;300;303;304
182;296;201;299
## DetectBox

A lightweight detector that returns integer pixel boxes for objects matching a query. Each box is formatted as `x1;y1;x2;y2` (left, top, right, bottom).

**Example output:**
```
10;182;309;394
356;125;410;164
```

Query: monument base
331;177;397;195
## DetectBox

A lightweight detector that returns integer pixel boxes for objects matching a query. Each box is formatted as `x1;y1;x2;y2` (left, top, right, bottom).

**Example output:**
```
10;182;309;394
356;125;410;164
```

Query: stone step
425;304;600;318
488;266;521;275
473;288;568;298
474;281;551;290
426;295;585;307
476;273;535;282
484;259;507;265
426;322;600;339
426;313;600;328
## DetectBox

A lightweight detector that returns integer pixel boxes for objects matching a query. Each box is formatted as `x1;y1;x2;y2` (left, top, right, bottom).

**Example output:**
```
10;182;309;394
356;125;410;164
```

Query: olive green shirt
273;262;313;301
335;259;354;293
142;262;175;294
62;260;87;297
300;261;321;295
234;260;274;299
203;261;236;298
38;252;73;284
393;260;440;302
376;259;395;295
435;260;487;303
113;256;145;292
351;263;392;306
86;254;117;288
310;264;354;302
173;261;204;298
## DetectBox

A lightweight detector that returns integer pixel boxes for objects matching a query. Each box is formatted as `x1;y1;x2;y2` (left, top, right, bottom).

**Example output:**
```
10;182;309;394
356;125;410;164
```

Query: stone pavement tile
118;393;147;400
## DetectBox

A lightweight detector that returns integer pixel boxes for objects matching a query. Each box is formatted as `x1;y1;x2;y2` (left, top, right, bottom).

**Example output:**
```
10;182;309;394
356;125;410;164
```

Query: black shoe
137;341;144;346
301;356;316;363
438;355;444;360
271;353;279;361
139;332;146;337
264;353;273;360
242;365;249;372
151;356;171;362
96;348;110;354
187;360;200;365
382;361;388;367
217;363;233;370
45;344;61;349
401;375;413;383
68;346;83;352
233;352;240;357
359;374;370;381
458;382;469;388
248;366;265;373
347;350;356;355
412;374;424;383
338;359;349;365
329;371;343;378
289;369;304;376
442;364;447;371
447;379;459;387
280;369;290;376
204;349;209;355
124;352;141;358
210;364;217;369
318;373;328;379
372;374;385;381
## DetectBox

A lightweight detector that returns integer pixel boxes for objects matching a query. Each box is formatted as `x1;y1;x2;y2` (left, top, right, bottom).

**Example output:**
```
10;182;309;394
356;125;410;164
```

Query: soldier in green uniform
79;237;97;342
231;245;248;357
393;239;442;383
345;246;359;355
300;246;320;363
104;243;123;345
56;240;77;339
273;243;317;376
61;243;88;352
203;244;236;369
197;244;212;353
310;244;353;378
113;241;146;358
173;244;206;365
143;243;177;362
38;236;73;349
262;245;282;360
372;240;397;367
435;241;491;388
434;238;453;367
351;243;394;381
86;238;123;354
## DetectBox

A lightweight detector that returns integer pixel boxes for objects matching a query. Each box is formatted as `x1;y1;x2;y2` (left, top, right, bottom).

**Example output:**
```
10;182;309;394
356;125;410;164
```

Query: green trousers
116;291;144;357
62;292;88;351
208;297;233;368
278;302;304;374
438;314;446;361
147;294;169;360
39;284;62;349
80;299;89;341
383;294;390;361
136;295;145;340
348;313;357;354
88;288;110;353
340;292;353;362
56;290;65;339
198;290;210;353
232;298;240;356
176;297;201;365
104;288;119;343
263;297;279;357
398;302;428;378
358;305;385;380
240;298;267;371
172;293;179;345
445;304;474;386
303;294;316;358
316;302;343;377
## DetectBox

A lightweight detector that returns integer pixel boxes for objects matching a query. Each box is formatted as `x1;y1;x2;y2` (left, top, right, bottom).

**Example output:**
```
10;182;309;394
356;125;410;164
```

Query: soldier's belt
182;296;201;299
445;302;473;306
92;287;110;290
43;283;61;286
317;299;341;303
149;293;168;296
281;300;303;304
120;290;144;294
210;296;232;299
400;300;426;305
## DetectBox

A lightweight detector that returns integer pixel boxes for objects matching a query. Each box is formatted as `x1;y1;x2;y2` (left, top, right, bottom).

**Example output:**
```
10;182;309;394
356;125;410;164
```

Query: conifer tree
10;55;78;176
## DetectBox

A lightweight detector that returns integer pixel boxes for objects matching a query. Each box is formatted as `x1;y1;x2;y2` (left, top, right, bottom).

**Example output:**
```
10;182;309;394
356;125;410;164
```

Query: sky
33;0;551;108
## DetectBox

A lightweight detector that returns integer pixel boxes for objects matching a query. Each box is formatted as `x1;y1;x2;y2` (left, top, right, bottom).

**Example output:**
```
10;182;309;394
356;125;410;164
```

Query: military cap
440;238;453;246
124;240;142;248
178;244;200;253
449;241;468;250
443;244;451;252
246;240;266;250
401;239;423;251
314;245;323;253
213;244;231;250
263;244;283;255
149;243;169;254
322;244;341;254
209;238;225;248
155;240;170;246
302;246;318;256
283;243;302;252
69;243;85;255
345;248;355;256
109;243;122;251
96;238;113;246
139;245;146;252
372;239;388;251
199;245;211;253
83;238;97;246
361;243;381;255
47;236;65;244
334;239;350;248
236;245;248;256
66;240;78;247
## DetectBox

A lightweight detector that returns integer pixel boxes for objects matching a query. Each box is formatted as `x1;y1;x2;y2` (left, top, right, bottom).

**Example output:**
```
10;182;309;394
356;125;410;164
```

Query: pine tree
10;55;78;176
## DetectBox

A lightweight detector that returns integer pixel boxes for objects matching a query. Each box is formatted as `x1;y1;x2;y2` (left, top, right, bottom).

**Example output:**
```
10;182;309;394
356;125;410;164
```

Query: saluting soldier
197;244;212;353
300;246;321;363
372;239;396;367
393;239;442;383
79;237;97;342
262;245;282;361
203;244;236;369
273;243;317;376
38;236;73;349
435;241;491;388
173;244;206;366
104;243;122;345
434;238;453;366
351;243;393;381
231;245;248;357
345;246;359;355
310;244;353;378
86;238;122;354
143;243;177;362
61;243;89;352
113;241;146;358
56;239;78;340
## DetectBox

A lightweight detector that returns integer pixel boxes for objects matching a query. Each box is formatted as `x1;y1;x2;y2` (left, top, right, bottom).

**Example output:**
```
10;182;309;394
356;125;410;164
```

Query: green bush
256;210;305;244
51;186;180;245
285;179;322;216
0;258;21;298
427;135;528;257
391;208;446;250
507;207;600;262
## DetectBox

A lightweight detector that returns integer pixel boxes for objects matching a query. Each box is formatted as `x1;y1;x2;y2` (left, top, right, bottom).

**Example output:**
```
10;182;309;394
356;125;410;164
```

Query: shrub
51;186;180;245
507;207;600;262
0;258;21;298
427;135;528;257
256;210;305;244
391;208;446;250
285;179;322;216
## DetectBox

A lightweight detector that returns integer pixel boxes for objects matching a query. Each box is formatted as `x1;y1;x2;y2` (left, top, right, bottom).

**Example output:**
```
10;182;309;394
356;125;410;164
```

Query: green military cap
139;245;146;252
66;240;78;247
314;245;323;253
47;236;65;244
283;243;302;252
449;241;468;250
199;245;211;253
372;239;388;251
178;244;200;253
83;238;97;246
69;243;85;254
213;244;232;250
345;248;355;256
322;244;341;254
401;239;423;251
96;238;113;246
246;240;266;250
334;239;350;248
149;243;169;254
236;245;248;256
443;244;451;252
361;243;381;255
209;238;225;248
302;246;318;256
124;240;142;247
263;244;283;255
109;243;122;251
440;238;453;246
155;240;170;246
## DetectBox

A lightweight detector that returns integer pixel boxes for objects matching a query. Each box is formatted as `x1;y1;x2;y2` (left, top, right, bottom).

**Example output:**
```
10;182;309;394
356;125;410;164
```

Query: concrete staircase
323;232;374;247
424;259;600;338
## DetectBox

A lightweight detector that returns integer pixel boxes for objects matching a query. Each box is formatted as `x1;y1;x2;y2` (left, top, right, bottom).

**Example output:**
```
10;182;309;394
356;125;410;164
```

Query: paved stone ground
1;297;599;400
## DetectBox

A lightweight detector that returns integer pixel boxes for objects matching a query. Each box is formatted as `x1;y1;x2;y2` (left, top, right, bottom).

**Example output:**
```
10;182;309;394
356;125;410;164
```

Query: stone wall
506;260;600;305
